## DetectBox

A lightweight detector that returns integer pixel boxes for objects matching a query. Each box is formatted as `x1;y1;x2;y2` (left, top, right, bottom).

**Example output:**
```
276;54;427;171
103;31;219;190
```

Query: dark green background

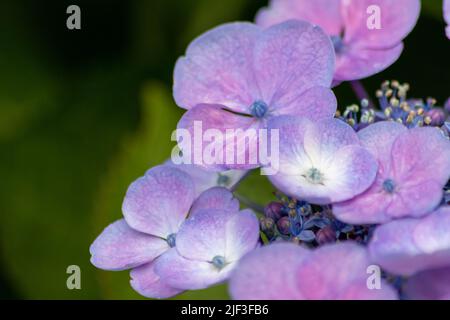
0;0;448;299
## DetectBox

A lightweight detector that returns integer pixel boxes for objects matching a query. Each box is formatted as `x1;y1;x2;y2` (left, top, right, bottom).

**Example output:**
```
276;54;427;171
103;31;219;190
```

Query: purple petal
342;0;420;49
130;261;183;299
155;248;233;290
189;187;239;217
254;20;334;107
405;267;450;300
391;126;450;187
176;209;233;261
229;243;308;300
256;0;343;36
90;219;168;271
230;242;398;300
275;86;337;121
334;43;403;81
122;166;195;238
334;124;450;224
173;22;260;111
369;206;450;276
296;242;396;300
176;104;262;170
225;209;260;261
266;117;377;204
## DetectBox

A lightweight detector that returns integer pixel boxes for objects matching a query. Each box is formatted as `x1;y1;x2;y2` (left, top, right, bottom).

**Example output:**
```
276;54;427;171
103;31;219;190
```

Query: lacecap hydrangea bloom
333;121;450;224
229;242;398;300
90;165;259;298
256;0;420;81
174;20;336;170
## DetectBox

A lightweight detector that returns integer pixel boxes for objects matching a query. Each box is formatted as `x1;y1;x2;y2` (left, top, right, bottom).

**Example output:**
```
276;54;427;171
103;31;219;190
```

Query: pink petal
342;0;420;49
255;0;343;36
334;43;403;81
173;22;260;112
275;86;337;121
224;209;260;261
405;267;450;300
122;165;195;238
176;209;233;261
229;243;308;300
369;207;450;276
176;104;262;170
266;117;377;204
130;261;183;299
155;248;233;290
254;20;335;107
189;187;239;217
90;219;168;271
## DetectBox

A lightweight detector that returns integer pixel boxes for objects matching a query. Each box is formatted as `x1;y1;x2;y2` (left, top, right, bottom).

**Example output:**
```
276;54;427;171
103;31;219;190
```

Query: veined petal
122;165;195;238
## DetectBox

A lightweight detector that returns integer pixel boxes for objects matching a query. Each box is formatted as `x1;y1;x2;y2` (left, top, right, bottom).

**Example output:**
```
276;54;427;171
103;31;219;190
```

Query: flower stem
350;80;374;108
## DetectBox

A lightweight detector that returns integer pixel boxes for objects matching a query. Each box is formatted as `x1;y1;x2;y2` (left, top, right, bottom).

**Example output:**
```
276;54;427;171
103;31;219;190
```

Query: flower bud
316;226;336;245
425;108;446;126
260;217;275;233
264;201;284;221
277;217;291;235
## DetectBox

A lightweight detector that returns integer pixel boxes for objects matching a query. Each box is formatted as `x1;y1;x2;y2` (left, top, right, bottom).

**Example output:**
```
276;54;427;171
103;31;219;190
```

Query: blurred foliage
0;0;449;299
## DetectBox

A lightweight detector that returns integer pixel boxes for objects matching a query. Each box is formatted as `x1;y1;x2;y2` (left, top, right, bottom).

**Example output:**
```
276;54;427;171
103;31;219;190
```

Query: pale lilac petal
229;243;308;300
130;262;183;299
122;165;195;238
334;43;403;81
254;20;334;107
405;267;450;300
173;22;260;111
189;187;239;217
256;0;343;36
342;0;420;49
338;280;398;300
176;104;262;170
90;220;168;271
225;209;260;261
176;209;233;261
266;117;377;204
165;160;247;197
155;248;233;290
303;118;360;164
275;86;337;121
369;207;450;276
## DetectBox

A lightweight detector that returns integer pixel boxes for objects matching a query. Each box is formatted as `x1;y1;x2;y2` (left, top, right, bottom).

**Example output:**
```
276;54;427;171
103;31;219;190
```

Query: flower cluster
91;0;450;300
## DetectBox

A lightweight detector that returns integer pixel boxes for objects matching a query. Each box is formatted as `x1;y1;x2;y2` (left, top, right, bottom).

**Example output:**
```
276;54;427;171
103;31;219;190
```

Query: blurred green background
0;0;448;299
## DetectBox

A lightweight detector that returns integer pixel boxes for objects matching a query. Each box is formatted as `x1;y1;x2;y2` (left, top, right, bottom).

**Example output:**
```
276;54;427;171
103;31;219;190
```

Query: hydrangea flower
264;116;378;204
90;165;247;298
154;208;259;290
174;20;336;170
369;206;450;276
229;242;398;300
255;0;420;81
445;0;450;39
404;267;450;300
333;122;450;224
